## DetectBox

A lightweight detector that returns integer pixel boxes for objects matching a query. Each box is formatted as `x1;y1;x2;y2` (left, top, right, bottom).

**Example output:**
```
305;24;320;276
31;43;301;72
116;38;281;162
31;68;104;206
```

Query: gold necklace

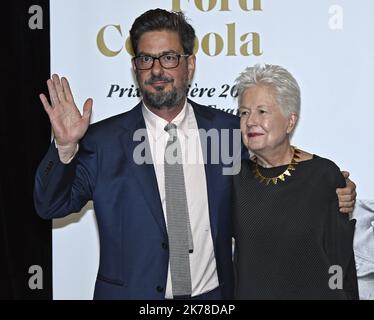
252;147;300;185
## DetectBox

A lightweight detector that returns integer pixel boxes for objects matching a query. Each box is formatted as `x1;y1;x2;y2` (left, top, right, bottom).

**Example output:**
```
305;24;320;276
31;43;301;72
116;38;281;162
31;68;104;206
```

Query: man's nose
151;58;163;75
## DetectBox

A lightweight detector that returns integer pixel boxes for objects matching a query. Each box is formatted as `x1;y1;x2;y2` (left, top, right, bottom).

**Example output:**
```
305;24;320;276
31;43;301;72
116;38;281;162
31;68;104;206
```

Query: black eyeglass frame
133;53;190;70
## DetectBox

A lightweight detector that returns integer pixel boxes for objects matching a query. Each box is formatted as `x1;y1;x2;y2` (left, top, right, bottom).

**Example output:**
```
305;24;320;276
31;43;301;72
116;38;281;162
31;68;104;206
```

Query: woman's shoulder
309;155;340;174
297;149;345;187
296;148;337;169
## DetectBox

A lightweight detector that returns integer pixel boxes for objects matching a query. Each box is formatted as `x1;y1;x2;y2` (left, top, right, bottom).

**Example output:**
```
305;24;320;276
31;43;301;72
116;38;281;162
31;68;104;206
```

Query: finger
341;171;350;179
339;207;353;214
336;188;346;195
336;186;355;195
39;93;52;115
61;77;74;102
52;74;66;103
339;200;355;208
47;78;60;107
82;98;93;124
346;178;357;191
337;193;355;202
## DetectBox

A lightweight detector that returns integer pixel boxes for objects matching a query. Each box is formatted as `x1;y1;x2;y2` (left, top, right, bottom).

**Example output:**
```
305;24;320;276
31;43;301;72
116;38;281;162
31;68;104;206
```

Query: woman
232;64;359;299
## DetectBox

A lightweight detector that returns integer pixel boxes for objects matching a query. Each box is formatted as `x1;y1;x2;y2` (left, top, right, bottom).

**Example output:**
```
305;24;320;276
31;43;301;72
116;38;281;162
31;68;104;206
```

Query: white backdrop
50;0;374;299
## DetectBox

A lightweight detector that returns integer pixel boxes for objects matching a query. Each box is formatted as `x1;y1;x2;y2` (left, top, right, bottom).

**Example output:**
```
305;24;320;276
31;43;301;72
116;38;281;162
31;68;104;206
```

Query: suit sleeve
33;134;97;219
323;163;359;299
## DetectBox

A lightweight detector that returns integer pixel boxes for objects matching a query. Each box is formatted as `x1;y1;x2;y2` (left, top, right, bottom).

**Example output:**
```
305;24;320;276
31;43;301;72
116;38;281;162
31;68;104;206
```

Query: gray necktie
164;123;193;297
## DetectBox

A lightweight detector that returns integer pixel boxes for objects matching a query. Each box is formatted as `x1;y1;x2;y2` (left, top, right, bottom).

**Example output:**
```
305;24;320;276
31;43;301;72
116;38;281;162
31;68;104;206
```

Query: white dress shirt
142;101;219;298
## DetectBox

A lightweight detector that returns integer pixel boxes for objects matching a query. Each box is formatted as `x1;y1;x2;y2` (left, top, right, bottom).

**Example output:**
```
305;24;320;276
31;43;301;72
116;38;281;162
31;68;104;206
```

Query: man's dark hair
129;8;196;56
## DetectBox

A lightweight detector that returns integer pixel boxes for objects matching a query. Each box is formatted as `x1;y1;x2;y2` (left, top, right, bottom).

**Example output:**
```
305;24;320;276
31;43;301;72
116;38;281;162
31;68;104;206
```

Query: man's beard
137;74;188;110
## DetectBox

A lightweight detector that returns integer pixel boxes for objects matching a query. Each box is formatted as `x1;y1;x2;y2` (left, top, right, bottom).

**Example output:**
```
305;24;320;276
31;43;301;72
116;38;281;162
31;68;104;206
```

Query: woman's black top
232;155;359;299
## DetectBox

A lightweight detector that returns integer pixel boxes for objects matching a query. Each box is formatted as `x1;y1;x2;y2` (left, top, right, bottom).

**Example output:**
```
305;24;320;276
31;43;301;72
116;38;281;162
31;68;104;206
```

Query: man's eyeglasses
133;53;190;70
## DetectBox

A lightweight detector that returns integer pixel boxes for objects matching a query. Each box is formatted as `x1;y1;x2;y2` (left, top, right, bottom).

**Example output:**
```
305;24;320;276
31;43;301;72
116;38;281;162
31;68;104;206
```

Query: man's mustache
144;76;173;85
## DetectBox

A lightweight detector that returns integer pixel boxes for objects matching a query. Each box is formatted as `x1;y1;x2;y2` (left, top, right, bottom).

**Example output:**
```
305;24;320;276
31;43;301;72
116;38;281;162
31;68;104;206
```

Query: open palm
40;74;93;147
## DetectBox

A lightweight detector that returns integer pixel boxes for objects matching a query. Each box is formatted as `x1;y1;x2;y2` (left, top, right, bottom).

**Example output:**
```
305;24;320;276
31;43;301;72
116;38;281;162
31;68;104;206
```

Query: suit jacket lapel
120;103;167;237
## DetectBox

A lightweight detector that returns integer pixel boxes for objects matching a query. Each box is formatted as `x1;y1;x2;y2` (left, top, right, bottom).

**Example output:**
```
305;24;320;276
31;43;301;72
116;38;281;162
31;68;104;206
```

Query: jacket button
162;242;168;250
156;286;164;293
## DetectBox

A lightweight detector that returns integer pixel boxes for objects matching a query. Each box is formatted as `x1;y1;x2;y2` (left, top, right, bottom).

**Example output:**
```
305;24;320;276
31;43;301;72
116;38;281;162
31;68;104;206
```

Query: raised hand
39;74;93;149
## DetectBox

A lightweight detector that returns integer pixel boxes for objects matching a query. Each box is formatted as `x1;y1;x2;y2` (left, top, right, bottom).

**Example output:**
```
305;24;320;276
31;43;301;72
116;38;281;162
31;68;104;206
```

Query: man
34;9;356;299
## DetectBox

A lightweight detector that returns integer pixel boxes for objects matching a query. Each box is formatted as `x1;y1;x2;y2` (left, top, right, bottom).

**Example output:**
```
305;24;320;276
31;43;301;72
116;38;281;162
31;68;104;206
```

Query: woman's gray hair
235;64;301;118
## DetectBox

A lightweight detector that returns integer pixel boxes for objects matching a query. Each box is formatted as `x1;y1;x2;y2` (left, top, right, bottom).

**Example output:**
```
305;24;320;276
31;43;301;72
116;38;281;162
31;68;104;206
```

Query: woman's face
239;85;296;154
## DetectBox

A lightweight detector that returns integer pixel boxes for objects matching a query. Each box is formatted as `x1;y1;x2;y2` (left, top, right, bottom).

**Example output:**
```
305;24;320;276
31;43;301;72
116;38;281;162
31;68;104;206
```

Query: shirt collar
142;99;190;141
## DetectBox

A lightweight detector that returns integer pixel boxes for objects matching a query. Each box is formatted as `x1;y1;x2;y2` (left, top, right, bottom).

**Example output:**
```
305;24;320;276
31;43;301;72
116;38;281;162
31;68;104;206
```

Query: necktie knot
164;123;177;132
164;123;178;142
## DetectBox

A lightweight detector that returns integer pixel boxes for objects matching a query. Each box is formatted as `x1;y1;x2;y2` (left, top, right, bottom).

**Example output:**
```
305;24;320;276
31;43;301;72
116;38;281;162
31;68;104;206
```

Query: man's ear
187;54;196;82
131;58;137;72
286;112;298;134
